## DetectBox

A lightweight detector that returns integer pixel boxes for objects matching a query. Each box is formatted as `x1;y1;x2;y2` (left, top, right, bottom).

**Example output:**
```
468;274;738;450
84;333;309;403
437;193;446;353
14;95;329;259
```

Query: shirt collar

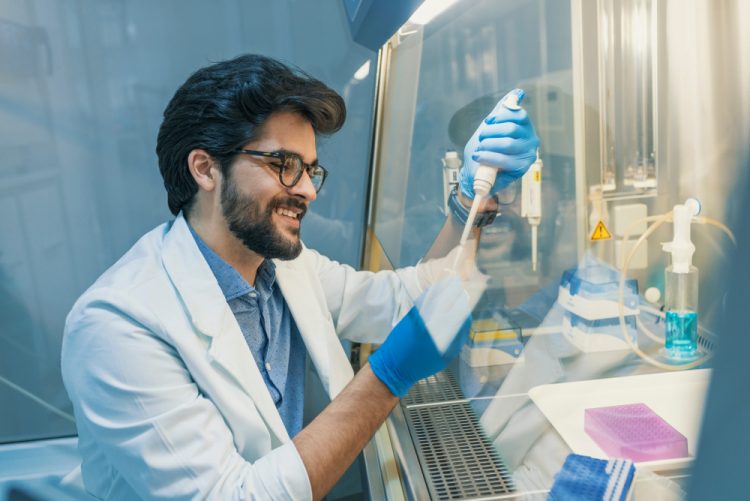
187;221;277;301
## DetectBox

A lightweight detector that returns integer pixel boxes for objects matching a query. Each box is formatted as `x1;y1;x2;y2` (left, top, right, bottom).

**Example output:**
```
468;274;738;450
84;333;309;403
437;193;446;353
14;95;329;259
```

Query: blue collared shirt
188;224;307;437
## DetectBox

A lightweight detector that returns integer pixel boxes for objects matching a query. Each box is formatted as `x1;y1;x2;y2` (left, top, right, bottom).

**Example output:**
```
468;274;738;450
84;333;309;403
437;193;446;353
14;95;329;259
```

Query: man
61;54;538;500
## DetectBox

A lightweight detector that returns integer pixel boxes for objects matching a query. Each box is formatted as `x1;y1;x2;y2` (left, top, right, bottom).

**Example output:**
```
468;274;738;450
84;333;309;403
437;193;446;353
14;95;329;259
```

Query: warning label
590;220;612;241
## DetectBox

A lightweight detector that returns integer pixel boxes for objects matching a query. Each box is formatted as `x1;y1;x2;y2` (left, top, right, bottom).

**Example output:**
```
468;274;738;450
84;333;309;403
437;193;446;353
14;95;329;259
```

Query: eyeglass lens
282;156;325;191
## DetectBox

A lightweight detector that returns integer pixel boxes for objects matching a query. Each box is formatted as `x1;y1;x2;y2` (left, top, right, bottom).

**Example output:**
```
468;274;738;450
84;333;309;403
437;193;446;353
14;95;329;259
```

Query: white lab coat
61;214;422;500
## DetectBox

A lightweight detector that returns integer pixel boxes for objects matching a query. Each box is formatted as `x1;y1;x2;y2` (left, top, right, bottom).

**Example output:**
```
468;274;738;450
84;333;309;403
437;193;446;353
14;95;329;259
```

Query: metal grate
402;372;515;500
402;370;463;406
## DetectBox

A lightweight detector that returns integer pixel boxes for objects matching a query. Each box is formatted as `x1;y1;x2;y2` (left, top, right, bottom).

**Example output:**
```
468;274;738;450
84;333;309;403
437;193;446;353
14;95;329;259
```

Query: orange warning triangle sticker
590;220;612;241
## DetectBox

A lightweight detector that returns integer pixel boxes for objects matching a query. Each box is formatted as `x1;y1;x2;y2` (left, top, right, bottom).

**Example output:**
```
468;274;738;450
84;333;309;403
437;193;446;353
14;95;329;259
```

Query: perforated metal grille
402;372;515;500
402;370;463;406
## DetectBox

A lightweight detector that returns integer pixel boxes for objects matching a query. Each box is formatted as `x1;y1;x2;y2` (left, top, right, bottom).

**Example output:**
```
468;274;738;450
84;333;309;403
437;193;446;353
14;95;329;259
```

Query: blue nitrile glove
458;88;540;199
369;277;472;397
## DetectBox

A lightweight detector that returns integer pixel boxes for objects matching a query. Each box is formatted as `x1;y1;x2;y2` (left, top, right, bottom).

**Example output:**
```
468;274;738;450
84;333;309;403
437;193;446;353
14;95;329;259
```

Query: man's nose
289;169;317;202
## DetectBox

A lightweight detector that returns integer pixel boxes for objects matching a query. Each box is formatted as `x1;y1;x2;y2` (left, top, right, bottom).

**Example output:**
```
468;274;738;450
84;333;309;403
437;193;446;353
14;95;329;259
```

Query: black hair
156;54;346;215
448;92;508;149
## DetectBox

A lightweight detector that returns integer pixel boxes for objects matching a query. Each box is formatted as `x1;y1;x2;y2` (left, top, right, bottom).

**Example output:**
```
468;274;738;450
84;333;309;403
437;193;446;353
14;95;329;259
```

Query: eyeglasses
233;149;328;192
495;181;518;205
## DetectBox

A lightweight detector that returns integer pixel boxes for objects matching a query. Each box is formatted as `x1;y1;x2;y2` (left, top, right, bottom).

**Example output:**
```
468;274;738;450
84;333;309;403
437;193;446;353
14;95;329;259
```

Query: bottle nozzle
662;200;698;273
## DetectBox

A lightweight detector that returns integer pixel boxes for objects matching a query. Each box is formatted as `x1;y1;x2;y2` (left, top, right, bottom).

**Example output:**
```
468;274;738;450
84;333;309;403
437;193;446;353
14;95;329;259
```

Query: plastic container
584;403;688;462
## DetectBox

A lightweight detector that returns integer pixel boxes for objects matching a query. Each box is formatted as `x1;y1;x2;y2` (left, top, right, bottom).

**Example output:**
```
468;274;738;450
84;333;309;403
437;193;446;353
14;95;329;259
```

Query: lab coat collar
161;214;290;444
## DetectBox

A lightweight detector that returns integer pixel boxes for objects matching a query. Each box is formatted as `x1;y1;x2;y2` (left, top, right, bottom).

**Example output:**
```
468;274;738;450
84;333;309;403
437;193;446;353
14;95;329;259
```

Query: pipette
521;150;542;271
457;93;523;248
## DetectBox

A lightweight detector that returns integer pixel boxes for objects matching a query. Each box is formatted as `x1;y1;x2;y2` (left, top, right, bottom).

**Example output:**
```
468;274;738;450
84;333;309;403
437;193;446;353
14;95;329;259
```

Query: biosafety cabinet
359;0;750;498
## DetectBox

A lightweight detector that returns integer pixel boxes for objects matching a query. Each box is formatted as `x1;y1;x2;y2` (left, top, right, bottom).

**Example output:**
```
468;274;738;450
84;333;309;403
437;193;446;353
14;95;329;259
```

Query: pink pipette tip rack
584;403;688;462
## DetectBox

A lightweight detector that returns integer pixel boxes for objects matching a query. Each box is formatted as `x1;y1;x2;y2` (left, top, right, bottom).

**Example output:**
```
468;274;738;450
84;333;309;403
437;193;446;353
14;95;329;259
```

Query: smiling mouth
274;205;304;223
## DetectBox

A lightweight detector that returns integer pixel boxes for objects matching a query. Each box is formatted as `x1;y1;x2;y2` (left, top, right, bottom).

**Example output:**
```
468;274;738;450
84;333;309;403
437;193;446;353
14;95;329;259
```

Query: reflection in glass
367;0;748;496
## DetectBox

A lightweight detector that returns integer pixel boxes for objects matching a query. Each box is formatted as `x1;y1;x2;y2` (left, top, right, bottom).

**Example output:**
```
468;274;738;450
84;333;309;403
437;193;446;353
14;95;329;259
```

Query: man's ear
188;149;221;192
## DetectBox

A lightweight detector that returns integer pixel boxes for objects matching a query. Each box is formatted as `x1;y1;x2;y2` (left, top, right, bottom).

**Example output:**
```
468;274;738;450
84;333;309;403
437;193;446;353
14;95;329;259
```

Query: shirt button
249;292;257;298
265;362;272;372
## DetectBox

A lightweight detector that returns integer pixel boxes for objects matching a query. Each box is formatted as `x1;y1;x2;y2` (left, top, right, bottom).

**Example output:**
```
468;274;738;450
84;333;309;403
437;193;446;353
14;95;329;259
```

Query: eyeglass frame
232;149;328;192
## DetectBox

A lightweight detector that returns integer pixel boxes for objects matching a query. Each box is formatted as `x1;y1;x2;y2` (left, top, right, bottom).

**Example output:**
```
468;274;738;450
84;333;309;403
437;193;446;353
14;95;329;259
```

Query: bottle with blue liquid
662;200;701;361
664;265;698;360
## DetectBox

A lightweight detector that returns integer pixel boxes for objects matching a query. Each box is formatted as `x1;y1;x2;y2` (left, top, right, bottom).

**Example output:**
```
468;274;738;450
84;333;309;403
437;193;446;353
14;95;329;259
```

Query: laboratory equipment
529;369;709;468
521;151;542;271
616;198;736;370
457;91;523;249
584;403;688;462
613;203;648;270
662;201;700;361
441;150;460;212
361;0;747;497
591;0;659;197
559;261;639;352
461;312;524;367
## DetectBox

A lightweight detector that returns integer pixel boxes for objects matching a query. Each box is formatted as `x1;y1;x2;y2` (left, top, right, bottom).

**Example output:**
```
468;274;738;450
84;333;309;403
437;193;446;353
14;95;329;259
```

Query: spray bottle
458;93;523;248
522;150;543;271
661;199;701;360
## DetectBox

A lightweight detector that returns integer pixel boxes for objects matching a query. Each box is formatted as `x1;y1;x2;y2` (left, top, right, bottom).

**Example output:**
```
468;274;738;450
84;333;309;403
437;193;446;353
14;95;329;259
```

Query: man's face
221;111;318;260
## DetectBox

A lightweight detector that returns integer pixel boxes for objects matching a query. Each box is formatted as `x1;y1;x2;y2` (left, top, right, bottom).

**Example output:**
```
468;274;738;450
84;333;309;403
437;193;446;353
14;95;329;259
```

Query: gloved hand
415;244;488;311
458;88;539;199
369;277;472;397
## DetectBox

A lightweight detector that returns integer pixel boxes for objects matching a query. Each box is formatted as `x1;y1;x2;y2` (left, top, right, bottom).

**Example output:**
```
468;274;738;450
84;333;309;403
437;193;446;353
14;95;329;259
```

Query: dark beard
221;179;306;260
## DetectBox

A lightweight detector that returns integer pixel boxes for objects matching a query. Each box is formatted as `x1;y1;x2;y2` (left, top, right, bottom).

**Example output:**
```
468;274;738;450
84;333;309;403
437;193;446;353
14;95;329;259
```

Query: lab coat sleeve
304;248;424;344
61;292;311;501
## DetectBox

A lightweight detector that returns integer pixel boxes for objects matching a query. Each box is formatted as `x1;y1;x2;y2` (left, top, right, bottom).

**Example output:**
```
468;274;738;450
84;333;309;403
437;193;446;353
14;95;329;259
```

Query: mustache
271;197;308;220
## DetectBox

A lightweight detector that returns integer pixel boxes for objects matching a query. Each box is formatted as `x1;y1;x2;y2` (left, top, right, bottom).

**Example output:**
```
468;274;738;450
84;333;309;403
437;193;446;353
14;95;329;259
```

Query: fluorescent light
354;60;370;81
408;0;460;25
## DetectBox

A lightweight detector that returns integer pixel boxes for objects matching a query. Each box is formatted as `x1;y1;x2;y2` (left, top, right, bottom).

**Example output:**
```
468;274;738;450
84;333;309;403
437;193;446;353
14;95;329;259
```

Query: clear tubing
620;213;672;344
694;216;736;245
620;214;737;346
617;212;736;370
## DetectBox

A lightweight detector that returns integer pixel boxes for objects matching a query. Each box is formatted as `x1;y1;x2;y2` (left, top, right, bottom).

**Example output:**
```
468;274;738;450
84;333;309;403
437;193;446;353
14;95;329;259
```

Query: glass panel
372;0;577;296
369;0;748;496
0;0;376;444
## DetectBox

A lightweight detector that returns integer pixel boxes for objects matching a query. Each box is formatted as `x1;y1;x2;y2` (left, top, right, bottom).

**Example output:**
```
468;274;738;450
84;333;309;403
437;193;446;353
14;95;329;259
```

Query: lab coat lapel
205;309;289;444
161;215;289;444
274;257;354;399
